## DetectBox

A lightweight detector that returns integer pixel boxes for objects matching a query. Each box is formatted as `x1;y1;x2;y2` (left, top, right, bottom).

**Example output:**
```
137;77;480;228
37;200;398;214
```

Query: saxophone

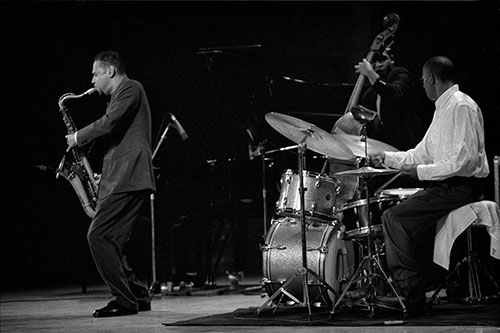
55;88;99;218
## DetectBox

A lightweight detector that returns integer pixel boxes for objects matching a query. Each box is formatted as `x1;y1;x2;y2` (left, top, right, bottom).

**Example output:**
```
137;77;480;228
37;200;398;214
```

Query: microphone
169;113;189;141
196;44;262;54
34;164;56;172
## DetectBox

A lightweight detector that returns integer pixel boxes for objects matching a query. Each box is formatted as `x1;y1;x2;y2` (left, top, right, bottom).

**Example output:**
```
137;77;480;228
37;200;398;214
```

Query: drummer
370;56;489;314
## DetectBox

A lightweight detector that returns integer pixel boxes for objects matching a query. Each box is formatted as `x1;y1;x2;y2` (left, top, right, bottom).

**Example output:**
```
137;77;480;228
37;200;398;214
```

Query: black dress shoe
93;301;138;318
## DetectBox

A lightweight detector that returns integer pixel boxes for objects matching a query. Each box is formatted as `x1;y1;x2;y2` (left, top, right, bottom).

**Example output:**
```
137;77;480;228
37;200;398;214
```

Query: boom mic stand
254;135;338;320
149;122;173;295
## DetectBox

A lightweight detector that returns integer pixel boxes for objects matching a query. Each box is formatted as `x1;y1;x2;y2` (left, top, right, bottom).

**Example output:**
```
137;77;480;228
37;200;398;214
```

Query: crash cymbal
334;166;399;177
333;133;398;157
265;112;353;160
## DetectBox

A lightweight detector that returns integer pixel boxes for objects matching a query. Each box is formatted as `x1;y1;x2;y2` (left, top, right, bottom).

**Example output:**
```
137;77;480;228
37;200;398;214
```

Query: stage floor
1;275;499;333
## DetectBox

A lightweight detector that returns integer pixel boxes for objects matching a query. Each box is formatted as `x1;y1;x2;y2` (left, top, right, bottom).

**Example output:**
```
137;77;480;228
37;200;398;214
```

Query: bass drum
262;216;355;306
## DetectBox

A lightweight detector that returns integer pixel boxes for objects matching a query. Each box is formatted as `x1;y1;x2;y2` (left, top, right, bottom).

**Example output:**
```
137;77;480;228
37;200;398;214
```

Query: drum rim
379;187;424;196
345;224;383;238
282;168;339;183
276;208;336;222
340;196;395;210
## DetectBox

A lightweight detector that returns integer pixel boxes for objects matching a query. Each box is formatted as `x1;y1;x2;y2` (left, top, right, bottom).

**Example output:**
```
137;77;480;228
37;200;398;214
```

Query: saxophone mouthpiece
84;87;98;95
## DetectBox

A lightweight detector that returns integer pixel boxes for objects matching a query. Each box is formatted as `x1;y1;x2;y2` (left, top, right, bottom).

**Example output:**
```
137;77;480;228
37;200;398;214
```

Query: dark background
1;1;499;290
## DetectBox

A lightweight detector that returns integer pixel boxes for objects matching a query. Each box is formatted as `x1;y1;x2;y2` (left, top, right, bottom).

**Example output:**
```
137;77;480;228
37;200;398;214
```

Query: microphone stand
149;123;173;295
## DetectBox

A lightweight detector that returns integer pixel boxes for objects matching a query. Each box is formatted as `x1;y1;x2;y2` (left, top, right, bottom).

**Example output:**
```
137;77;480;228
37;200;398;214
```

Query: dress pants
87;190;150;310
381;178;483;296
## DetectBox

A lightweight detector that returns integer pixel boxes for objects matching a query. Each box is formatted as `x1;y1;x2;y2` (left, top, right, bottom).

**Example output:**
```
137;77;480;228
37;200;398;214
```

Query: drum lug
306;245;328;253
335;179;342;194
315;179;321;188
311;201;317;211
262;244;287;251
337;224;346;239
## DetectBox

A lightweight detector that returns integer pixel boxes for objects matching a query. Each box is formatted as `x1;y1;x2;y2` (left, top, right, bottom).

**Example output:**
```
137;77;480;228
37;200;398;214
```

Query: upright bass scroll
56;88;99;219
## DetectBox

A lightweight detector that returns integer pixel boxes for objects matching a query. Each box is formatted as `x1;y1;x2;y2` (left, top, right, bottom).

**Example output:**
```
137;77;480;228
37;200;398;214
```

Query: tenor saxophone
55;88;99;218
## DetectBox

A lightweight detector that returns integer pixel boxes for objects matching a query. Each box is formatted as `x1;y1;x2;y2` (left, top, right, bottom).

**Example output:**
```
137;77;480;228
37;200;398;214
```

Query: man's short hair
423;56;455;83
94;51;126;75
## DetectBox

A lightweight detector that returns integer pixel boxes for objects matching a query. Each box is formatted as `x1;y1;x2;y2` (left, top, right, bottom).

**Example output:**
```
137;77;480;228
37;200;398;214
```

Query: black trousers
87;190;150;310
381;177;483;293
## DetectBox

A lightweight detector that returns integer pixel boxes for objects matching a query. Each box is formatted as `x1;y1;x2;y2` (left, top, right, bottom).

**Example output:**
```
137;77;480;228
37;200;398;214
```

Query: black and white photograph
1;1;499;332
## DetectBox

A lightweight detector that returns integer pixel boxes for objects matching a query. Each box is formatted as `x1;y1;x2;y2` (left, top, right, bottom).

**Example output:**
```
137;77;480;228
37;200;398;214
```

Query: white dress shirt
384;85;489;181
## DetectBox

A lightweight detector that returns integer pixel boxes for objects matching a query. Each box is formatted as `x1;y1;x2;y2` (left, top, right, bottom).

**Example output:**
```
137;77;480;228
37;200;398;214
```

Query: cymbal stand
330;126;407;318
255;136;338;320
256;144;298;238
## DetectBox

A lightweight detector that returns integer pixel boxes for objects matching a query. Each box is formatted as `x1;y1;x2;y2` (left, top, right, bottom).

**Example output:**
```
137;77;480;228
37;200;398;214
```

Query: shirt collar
435;84;459;110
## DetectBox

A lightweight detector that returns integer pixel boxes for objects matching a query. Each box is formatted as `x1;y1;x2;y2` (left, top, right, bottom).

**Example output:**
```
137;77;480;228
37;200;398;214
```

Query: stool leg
475;256;500;299
466;227;480;303
427;259;463;310
429;226;500;310
465;227;500;303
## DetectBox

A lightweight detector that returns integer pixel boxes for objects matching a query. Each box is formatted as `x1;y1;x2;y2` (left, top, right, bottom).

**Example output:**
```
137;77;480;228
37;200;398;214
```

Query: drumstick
374;172;401;195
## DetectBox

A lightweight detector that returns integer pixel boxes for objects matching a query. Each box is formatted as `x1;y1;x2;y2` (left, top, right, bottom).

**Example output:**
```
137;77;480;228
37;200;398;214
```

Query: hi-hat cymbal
333;133;398;157
334;166;399;177
265;112;354;160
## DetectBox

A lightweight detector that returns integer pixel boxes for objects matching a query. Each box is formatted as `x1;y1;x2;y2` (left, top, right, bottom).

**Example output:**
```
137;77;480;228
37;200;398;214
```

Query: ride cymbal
332;133;398;157
265;112;354;160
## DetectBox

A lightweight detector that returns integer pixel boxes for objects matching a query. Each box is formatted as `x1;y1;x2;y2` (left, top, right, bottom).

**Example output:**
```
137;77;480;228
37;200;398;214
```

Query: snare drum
378;188;423;201
340;188;423;239
276;169;341;222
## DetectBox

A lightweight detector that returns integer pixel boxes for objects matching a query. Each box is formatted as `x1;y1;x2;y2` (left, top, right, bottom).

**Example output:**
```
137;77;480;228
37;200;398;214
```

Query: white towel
433;200;500;270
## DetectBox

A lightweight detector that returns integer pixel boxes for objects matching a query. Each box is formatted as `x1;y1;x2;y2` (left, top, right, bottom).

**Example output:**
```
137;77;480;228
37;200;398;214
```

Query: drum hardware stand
255;135;339;320
253;143;298;238
330;125;407;318
203;158;238;289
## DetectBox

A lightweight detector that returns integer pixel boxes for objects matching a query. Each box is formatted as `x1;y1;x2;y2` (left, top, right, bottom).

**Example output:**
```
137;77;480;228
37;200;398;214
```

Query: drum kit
257;112;422;318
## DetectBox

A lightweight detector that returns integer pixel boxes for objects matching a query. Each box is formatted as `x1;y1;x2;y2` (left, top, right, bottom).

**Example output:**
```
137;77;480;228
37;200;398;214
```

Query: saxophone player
66;51;156;317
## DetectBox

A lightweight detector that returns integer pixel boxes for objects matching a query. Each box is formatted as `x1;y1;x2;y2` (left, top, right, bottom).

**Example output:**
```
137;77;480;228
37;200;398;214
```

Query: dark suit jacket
77;78;156;200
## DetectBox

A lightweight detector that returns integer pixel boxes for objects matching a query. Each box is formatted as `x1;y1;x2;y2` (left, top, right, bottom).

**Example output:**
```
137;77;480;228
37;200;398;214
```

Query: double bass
333;13;400;136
